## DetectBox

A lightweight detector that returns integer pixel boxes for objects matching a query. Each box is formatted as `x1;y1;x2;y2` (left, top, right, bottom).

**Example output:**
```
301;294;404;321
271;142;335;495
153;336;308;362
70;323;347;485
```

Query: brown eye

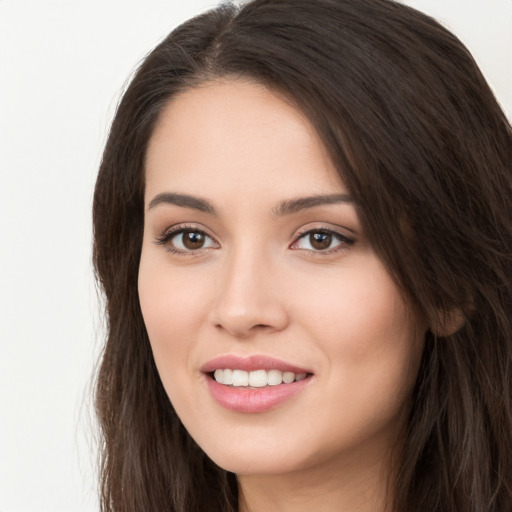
182;230;206;250
292;228;354;253
158;228;218;253
309;232;332;250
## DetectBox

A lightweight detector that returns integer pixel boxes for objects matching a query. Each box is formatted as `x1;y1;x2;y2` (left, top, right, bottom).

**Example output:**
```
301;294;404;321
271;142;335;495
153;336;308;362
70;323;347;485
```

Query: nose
208;248;290;338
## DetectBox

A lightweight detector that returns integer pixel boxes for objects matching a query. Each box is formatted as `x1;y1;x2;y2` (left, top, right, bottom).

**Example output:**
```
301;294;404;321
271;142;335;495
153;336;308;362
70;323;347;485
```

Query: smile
213;369;308;387
202;355;313;413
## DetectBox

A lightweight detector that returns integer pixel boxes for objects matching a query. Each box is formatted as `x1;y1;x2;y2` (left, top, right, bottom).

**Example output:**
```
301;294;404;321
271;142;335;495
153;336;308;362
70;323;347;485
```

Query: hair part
93;1;512;510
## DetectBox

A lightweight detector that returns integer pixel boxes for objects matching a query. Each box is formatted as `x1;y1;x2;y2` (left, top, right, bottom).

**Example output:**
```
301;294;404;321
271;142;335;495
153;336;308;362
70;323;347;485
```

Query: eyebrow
147;192;216;214
147;192;353;215
272;193;353;216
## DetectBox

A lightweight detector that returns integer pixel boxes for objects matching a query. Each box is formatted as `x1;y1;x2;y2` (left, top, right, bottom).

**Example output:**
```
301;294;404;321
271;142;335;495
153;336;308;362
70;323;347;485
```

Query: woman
92;0;512;510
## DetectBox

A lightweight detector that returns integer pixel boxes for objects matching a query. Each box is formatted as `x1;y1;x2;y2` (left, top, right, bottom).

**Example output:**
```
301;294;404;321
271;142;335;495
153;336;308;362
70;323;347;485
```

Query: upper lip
201;354;312;374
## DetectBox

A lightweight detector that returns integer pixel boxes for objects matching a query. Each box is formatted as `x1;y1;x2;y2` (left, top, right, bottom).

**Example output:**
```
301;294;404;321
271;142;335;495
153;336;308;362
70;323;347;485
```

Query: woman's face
139;79;426;476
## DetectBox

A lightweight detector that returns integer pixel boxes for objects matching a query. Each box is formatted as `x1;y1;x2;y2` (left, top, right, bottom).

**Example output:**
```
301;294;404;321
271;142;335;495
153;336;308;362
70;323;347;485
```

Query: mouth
210;368;310;387
201;355;314;413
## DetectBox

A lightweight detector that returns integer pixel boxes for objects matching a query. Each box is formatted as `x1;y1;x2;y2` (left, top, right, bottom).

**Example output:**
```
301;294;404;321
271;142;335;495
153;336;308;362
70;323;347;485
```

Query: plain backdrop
0;1;511;511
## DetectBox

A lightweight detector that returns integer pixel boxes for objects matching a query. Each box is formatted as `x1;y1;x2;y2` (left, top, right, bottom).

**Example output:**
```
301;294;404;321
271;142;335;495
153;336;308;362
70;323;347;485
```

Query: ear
430;308;467;337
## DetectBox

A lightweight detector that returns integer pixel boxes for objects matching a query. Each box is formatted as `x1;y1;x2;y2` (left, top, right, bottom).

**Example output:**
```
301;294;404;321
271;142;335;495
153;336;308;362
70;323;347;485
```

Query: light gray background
1;1;511;511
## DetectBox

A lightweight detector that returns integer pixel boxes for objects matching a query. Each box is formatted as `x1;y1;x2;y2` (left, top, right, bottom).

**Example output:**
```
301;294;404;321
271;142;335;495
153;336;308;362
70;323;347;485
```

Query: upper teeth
213;369;307;387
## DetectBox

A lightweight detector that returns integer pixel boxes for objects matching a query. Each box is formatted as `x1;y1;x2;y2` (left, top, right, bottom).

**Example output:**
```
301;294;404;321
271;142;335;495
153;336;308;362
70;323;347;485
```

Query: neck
237;442;396;512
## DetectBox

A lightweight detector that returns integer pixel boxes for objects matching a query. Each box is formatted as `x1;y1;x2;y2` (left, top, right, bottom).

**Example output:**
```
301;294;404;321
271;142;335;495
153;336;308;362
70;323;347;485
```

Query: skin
138;79;427;512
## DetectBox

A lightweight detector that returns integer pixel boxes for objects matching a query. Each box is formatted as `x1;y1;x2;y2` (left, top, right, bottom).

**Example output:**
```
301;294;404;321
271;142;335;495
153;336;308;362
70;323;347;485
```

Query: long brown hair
92;0;512;510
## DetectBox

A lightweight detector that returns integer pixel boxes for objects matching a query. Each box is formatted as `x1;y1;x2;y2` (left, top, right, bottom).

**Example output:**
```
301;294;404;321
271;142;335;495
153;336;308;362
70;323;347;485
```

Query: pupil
183;231;204;249
310;232;331;250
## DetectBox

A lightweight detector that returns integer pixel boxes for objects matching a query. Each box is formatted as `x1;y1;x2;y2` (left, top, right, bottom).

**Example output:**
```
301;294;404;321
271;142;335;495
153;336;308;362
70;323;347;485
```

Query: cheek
138;249;213;333
327;288;417;363
295;259;425;421
296;253;422;353
298;272;399;334
138;260;211;425
137;254;211;376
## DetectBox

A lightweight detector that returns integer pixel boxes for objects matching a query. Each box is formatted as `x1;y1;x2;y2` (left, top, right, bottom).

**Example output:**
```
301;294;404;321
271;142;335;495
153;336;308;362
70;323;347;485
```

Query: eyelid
290;225;355;253
153;222;355;255
154;223;220;254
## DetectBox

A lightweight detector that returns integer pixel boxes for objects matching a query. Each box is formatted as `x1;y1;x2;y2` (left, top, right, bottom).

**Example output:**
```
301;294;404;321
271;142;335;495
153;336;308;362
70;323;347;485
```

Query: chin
191;424;333;477
207;446;307;476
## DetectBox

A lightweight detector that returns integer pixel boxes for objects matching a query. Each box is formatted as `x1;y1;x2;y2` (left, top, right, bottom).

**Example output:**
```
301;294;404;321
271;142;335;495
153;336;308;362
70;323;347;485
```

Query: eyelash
154;224;217;255
291;226;355;255
154;224;355;256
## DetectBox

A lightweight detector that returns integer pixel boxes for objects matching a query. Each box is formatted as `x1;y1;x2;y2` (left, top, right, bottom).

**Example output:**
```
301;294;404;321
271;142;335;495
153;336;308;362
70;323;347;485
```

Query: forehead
144;79;346;202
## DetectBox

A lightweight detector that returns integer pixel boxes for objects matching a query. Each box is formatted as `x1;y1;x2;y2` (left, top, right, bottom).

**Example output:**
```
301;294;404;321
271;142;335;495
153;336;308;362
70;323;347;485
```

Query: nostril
209;297;289;337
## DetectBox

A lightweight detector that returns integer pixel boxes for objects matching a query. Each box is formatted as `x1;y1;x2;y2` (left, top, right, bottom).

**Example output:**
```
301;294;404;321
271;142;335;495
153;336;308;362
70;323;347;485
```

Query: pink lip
201;354;313;413
201;354;311;374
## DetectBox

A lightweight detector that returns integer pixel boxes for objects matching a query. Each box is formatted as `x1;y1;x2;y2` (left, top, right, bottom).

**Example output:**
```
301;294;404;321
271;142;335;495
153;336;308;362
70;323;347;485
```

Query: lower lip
205;375;312;413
